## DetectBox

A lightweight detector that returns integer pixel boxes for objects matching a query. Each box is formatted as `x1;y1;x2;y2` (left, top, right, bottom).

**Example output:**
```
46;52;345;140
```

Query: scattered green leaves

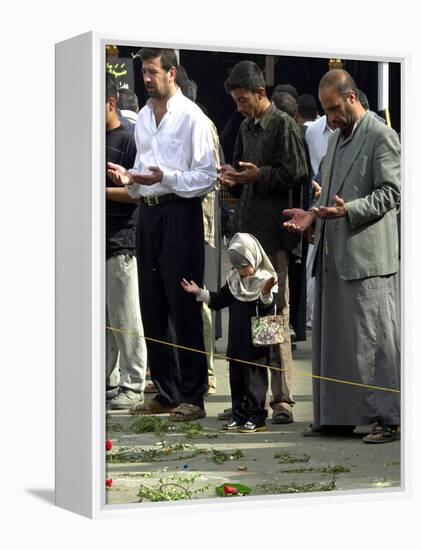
116;416;219;439
210;449;244;464
130;416;167;436
274;452;310;464
137;473;210;502
177;422;219;439
320;465;350;474
107;442;209;463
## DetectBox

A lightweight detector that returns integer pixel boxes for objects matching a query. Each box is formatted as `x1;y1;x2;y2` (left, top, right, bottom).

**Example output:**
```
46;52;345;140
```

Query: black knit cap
224;60;265;93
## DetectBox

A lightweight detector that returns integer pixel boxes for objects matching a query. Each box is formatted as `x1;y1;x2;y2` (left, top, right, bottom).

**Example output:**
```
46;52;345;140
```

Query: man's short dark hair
117;89;139;112
224;60;265;93
136;48;178;71
106;72;118;101
271;91;297;118
272;83;298;100
297;94;318;120
319;69;358;100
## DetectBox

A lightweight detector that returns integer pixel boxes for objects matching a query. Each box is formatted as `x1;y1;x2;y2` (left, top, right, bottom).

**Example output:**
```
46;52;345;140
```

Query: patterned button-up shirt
231;103;308;255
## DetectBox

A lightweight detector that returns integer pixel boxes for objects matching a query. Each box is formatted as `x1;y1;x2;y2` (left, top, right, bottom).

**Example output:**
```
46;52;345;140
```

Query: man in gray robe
283;69;400;443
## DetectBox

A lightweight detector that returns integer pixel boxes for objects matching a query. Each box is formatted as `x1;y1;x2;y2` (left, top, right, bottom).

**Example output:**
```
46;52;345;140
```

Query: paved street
106;332;400;505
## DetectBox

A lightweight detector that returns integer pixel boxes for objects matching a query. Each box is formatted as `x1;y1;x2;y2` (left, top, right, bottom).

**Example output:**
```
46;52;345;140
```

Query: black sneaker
222;420;242;431
236;421;267;433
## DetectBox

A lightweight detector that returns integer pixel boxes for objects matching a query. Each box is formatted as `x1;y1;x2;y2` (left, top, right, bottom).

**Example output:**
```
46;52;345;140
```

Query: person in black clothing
105;72;147;410
181;233;277;433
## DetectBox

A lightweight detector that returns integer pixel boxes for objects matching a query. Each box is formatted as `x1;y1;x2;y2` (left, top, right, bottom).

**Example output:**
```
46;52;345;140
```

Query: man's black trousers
136;197;208;408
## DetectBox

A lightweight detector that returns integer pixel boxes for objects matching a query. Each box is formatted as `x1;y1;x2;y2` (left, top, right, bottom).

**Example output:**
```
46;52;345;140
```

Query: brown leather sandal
169;403;206;422
129;399;175;416
271;407;294;424
362;424;399;444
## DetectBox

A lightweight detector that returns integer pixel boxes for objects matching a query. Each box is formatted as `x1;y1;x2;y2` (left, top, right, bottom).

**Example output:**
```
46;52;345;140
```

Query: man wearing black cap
219;60;308;424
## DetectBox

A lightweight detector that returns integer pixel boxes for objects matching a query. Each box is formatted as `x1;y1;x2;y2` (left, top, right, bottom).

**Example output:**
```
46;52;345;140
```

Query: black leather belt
140;193;180;206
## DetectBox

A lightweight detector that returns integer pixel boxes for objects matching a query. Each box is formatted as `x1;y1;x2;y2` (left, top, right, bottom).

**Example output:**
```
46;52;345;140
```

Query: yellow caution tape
106;326;400;394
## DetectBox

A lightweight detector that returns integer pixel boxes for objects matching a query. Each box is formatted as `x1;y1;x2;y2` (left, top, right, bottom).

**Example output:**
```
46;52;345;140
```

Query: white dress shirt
305;115;335;176
128;89;217;199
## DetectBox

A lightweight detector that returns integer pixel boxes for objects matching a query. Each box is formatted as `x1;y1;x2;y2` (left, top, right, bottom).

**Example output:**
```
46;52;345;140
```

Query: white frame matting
55;31;410;519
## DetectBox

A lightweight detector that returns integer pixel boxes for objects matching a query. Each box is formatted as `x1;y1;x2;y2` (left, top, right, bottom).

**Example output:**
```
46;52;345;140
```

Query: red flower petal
106;439;113;451
106;478;113;488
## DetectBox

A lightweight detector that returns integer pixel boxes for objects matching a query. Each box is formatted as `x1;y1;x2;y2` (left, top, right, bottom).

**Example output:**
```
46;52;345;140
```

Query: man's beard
146;88;160;98
146;85;167;100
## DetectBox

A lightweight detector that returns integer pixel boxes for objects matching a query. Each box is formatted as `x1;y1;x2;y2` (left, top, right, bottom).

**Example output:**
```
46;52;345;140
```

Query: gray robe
312;113;400;427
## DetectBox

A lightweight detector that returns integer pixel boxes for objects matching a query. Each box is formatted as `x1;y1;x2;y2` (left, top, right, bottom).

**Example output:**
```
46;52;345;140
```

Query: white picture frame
55;31;409;519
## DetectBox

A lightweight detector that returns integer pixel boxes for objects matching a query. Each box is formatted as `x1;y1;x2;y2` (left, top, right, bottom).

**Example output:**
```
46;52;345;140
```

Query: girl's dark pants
229;358;269;426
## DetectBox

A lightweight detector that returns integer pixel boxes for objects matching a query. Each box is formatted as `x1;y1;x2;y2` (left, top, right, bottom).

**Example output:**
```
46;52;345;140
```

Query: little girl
181;232;277;433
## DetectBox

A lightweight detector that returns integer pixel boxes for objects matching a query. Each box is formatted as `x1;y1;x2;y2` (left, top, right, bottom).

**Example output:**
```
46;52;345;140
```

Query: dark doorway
110;45;401;133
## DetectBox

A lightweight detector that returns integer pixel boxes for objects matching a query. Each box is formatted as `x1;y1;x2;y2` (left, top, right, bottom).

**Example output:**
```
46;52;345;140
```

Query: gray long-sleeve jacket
313;112;400;280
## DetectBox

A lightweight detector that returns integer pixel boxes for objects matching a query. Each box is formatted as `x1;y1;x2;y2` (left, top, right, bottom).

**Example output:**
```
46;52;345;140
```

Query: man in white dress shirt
305;114;335;178
107;48;217;421
304;114;336;328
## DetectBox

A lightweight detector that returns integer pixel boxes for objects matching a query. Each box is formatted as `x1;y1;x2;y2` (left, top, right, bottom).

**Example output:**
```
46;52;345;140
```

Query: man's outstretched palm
107;162;132;186
283;208;315;234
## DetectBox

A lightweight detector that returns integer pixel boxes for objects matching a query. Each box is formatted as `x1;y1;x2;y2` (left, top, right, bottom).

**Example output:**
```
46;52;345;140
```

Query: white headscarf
226;233;278;302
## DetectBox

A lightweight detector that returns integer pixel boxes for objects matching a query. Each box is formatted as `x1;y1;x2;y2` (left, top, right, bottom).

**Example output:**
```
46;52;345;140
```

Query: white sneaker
107;387;143;410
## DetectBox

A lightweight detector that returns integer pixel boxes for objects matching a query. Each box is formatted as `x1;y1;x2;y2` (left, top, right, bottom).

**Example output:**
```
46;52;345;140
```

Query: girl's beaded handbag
251;303;284;347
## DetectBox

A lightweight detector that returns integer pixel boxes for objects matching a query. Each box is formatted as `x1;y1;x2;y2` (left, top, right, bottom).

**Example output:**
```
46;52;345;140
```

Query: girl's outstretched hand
181;278;201;295
261;276;277;296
